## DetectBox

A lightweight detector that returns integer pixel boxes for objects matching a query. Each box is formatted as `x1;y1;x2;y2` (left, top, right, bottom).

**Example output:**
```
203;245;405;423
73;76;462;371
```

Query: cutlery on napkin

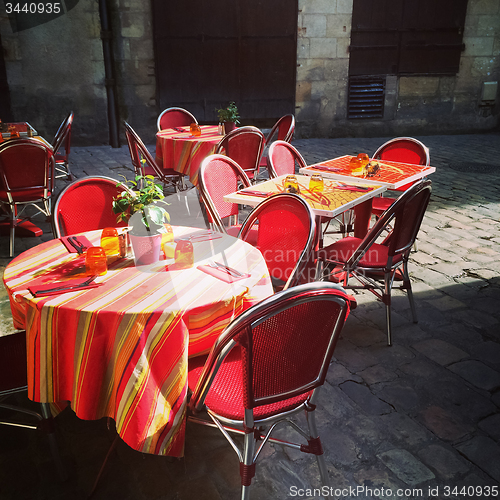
172;127;185;133
334;184;372;192
28;276;102;297
60;236;93;254
239;190;271;198
197;262;250;283
309;165;342;173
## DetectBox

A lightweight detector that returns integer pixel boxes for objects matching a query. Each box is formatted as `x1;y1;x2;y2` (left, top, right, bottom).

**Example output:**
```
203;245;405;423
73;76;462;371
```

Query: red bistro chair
0;139;55;257
198;154;257;244
157;107;198;132
321;179;432;346
258;114;295;175
0;331;67;480
52;175;133;237
238;193;316;291
51;111;74;181
187;281;356;499
267;140;306;179
125;121;185;192
215;126;265;183
371;137;430;216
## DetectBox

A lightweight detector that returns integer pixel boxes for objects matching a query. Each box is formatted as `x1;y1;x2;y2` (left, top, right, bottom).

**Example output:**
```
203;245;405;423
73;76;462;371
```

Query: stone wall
0;0;156;146
0;1;109;144
295;0;500;138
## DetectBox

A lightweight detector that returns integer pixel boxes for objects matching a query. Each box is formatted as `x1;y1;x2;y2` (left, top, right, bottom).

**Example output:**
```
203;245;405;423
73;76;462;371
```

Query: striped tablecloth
3;227;272;457
300;155;435;189
155;125;223;186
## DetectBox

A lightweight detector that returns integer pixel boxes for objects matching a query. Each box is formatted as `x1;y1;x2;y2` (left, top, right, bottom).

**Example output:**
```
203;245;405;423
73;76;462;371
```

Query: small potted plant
216;101;240;134
112;174;170;265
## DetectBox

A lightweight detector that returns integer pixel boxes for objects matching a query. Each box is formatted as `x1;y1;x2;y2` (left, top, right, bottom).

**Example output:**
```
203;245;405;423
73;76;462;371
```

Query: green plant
216;101;240;124
112;174;170;236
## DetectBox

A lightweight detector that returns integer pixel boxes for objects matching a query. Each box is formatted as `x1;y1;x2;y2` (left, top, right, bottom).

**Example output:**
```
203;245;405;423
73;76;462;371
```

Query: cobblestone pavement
0;133;499;500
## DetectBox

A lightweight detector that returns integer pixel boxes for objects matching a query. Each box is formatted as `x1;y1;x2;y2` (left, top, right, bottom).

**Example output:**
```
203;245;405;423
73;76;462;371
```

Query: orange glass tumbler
174;239;194;269
85;247;108;276
100;227;120;257
190;123;201;137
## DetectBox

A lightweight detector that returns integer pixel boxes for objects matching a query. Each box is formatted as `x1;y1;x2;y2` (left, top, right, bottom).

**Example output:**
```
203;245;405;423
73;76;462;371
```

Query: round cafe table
3;226;272;457
155;125;224;186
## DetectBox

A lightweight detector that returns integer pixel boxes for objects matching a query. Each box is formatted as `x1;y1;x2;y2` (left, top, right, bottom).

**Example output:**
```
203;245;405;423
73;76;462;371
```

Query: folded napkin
28;277;102;297
239;190;271;198
197;265;250;283
334;185;373;192
309;165;342;173
60;235;93;253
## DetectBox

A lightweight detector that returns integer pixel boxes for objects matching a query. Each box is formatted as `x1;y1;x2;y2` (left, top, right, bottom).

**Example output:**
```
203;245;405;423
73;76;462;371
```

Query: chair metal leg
240;430;256;500
402;261;418;323
384;272;393;346
40;403;68;481
305;408;329;487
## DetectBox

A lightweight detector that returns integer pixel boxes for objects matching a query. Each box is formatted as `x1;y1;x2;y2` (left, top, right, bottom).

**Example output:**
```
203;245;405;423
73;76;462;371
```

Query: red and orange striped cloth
3;227;272;457
155;125;223;186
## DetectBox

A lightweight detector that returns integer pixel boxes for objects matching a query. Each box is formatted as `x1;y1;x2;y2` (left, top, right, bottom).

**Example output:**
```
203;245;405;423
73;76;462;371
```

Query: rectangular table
300;155;435;189
224;174;386;239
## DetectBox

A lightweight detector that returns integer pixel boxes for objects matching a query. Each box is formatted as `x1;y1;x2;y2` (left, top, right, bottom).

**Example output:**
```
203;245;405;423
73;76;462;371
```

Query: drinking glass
284;174;300;194
190;123;201;137
357;153;370;168
349;157;364;177
161;224;175;259
85;247;107;276
9;125;20;139
174;239;194;269
309;173;324;192
100;227;120;258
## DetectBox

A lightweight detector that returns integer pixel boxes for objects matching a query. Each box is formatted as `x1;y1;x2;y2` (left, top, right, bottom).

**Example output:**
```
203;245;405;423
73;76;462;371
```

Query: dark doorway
152;0;298;126
349;0;468;76
0;33;13;121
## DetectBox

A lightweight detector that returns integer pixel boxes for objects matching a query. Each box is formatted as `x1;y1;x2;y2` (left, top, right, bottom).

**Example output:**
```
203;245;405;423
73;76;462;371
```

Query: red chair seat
323;236;403;268
226;225;258;245
0;188;50;203
188;349;313;421
372;196;395;215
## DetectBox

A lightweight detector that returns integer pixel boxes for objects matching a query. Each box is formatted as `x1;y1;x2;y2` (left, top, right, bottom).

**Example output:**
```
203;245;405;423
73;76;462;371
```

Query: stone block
340;380;393;415
464;36;495;56
413;339;469;366
456;436;500;482
419;405;474;442
120;12;146;38
310;37;337;58
303;14;327;37
296;58;324;82
297;38;310;58
467;0;500;16
478;413;500;441
378;384;420;411
472;56;499;77
399;77;440;97
448;360;500;391
418;444;470;479
303;0;337;14
326;14;350;37
296;81;312;102
377;449;435;486
380;413;433;447
336;37;350;58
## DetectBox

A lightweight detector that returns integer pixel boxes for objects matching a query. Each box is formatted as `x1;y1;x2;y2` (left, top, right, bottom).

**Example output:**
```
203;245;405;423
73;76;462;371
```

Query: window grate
348;77;385;119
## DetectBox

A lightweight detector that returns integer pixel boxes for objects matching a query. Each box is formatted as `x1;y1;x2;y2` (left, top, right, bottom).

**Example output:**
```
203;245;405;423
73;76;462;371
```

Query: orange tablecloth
3;227;272;457
156;125;223;186
300;155;435;189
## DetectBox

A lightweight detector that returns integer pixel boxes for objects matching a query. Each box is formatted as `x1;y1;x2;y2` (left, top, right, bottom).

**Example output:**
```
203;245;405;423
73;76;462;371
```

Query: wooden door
152;0;297;125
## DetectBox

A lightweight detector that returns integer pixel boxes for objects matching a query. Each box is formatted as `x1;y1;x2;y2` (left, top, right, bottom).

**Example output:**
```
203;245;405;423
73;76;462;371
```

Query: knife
213;261;245;278
32;276;97;296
